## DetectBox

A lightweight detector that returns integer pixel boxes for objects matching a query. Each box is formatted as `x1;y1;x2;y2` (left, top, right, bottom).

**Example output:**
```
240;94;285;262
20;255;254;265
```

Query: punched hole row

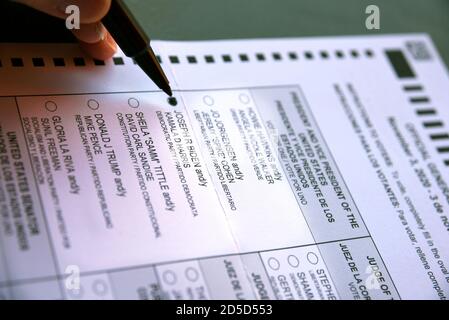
168;49;375;64
0;49;375;68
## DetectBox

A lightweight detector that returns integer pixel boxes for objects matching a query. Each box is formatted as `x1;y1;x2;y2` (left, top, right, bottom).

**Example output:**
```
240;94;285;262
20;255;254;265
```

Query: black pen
102;0;172;96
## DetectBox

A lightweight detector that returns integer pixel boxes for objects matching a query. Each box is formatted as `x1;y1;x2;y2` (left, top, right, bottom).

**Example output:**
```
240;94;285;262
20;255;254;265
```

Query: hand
16;0;117;60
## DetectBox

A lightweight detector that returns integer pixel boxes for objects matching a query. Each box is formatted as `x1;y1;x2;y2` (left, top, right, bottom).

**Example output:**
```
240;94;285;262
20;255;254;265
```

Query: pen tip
164;86;173;97
134;49;173;97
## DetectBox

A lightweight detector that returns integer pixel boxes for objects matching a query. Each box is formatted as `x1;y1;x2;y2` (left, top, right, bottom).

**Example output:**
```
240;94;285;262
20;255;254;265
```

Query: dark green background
1;0;448;66
124;0;449;66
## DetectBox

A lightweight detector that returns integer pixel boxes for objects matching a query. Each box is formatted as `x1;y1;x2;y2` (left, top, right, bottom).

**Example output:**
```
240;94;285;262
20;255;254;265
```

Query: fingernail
96;24;106;41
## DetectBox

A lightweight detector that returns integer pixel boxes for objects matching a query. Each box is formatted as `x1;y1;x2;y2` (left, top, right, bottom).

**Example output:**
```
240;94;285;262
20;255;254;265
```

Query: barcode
406;41;432;61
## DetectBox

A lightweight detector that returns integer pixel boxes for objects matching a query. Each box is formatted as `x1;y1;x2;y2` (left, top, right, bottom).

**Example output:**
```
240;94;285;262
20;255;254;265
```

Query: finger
78;31;117;60
15;0;111;24
71;22;107;44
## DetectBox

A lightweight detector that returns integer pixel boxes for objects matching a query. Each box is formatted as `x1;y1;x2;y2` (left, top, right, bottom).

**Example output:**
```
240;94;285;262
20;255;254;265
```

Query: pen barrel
102;0;149;57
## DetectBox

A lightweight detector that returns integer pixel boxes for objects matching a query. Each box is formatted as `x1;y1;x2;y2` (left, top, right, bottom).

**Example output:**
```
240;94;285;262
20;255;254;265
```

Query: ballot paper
0;34;448;300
